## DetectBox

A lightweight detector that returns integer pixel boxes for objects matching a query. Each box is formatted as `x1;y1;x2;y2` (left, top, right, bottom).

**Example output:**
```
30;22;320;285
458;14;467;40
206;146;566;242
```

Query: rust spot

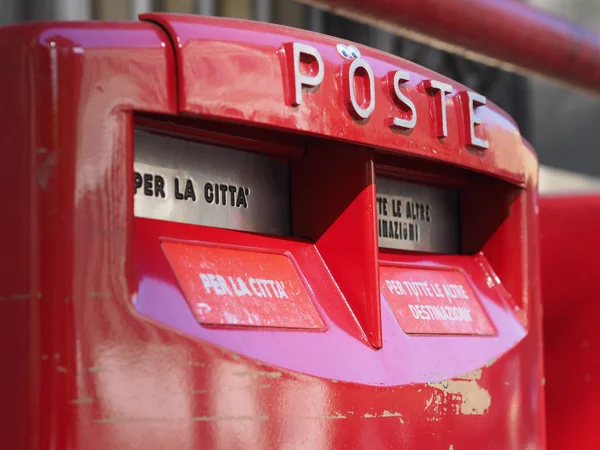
88;366;105;373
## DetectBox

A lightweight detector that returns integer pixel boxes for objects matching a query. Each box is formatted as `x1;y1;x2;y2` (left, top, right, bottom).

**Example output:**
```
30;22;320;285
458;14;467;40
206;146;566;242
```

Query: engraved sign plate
376;177;459;253
134;131;290;235
162;241;325;330
380;266;495;335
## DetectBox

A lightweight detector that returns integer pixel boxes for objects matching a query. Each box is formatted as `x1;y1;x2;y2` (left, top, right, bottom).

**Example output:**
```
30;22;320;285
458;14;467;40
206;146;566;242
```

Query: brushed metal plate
134;131;290;235
376;176;459;253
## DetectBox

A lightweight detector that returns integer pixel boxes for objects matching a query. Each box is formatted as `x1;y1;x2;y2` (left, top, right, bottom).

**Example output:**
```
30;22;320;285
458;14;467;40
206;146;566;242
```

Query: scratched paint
427;369;491;416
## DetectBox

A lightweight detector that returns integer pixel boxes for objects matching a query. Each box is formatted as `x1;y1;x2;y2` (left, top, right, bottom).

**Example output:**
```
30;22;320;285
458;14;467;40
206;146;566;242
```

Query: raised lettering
283;42;324;106
422;79;453;138
344;58;376;120
204;182;214;203
408;304;420;319
184;179;196;201
134;172;143;194
389;70;417;130
143;173;153;196
462;91;489;149
155;175;165;198
174;177;184;200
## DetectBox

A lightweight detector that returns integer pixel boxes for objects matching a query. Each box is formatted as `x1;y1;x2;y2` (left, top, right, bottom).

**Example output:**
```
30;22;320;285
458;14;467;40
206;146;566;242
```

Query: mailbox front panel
0;16;544;450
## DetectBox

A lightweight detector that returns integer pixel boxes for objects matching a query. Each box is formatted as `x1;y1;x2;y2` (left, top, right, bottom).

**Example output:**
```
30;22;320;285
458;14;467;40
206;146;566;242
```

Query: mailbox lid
141;13;536;186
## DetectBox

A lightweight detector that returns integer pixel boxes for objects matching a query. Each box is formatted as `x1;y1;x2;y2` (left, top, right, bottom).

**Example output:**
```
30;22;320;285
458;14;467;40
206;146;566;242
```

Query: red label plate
162;241;325;330
380;266;495;335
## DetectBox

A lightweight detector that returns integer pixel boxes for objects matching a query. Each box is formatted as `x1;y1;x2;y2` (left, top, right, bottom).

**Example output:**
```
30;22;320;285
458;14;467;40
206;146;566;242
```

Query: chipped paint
192;415;269;422
88;291;110;298
362;410;404;423
94;415;269;424
427;369;491;416
234;370;282;380
188;361;206;367
88;366;105;373
56;366;68;373
381;410;402;418
308;412;347;419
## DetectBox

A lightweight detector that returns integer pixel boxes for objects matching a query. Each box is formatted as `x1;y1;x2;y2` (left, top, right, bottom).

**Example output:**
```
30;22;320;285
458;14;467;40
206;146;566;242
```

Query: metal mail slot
134;131;291;236
376;177;459;254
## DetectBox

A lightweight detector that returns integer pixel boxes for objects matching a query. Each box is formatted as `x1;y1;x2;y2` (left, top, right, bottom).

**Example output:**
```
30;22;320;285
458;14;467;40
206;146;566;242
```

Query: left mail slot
134;130;291;236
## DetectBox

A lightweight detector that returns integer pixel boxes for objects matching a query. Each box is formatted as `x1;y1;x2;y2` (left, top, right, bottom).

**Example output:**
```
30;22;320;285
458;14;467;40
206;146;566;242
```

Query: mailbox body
0;16;544;449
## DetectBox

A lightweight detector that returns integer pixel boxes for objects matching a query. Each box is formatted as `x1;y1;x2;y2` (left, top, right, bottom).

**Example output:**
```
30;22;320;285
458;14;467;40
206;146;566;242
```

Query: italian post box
0;14;545;449
540;194;600;449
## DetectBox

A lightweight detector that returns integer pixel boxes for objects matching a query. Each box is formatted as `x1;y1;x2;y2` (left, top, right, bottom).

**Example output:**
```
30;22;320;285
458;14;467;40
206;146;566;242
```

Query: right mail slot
376;176;459;254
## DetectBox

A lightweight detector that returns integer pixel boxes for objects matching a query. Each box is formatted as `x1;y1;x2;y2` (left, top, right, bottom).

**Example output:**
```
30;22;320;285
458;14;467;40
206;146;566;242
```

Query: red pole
300;0;600;94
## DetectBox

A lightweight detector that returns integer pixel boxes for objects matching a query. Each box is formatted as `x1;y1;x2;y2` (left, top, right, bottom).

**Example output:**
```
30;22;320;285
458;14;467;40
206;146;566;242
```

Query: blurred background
1;0;600;194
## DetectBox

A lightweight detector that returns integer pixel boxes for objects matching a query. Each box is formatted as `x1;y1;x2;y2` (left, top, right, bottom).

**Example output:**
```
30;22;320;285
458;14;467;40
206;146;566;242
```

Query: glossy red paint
300;0;600;94
541;195;600;449
0;15;545;450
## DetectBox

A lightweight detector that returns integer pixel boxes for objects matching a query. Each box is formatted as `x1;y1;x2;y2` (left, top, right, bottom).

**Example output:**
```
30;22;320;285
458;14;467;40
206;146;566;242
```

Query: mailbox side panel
0;22;177;449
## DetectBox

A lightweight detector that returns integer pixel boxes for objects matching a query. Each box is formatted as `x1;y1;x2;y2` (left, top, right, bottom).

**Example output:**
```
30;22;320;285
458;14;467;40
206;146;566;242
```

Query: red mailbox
0;15;545;449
